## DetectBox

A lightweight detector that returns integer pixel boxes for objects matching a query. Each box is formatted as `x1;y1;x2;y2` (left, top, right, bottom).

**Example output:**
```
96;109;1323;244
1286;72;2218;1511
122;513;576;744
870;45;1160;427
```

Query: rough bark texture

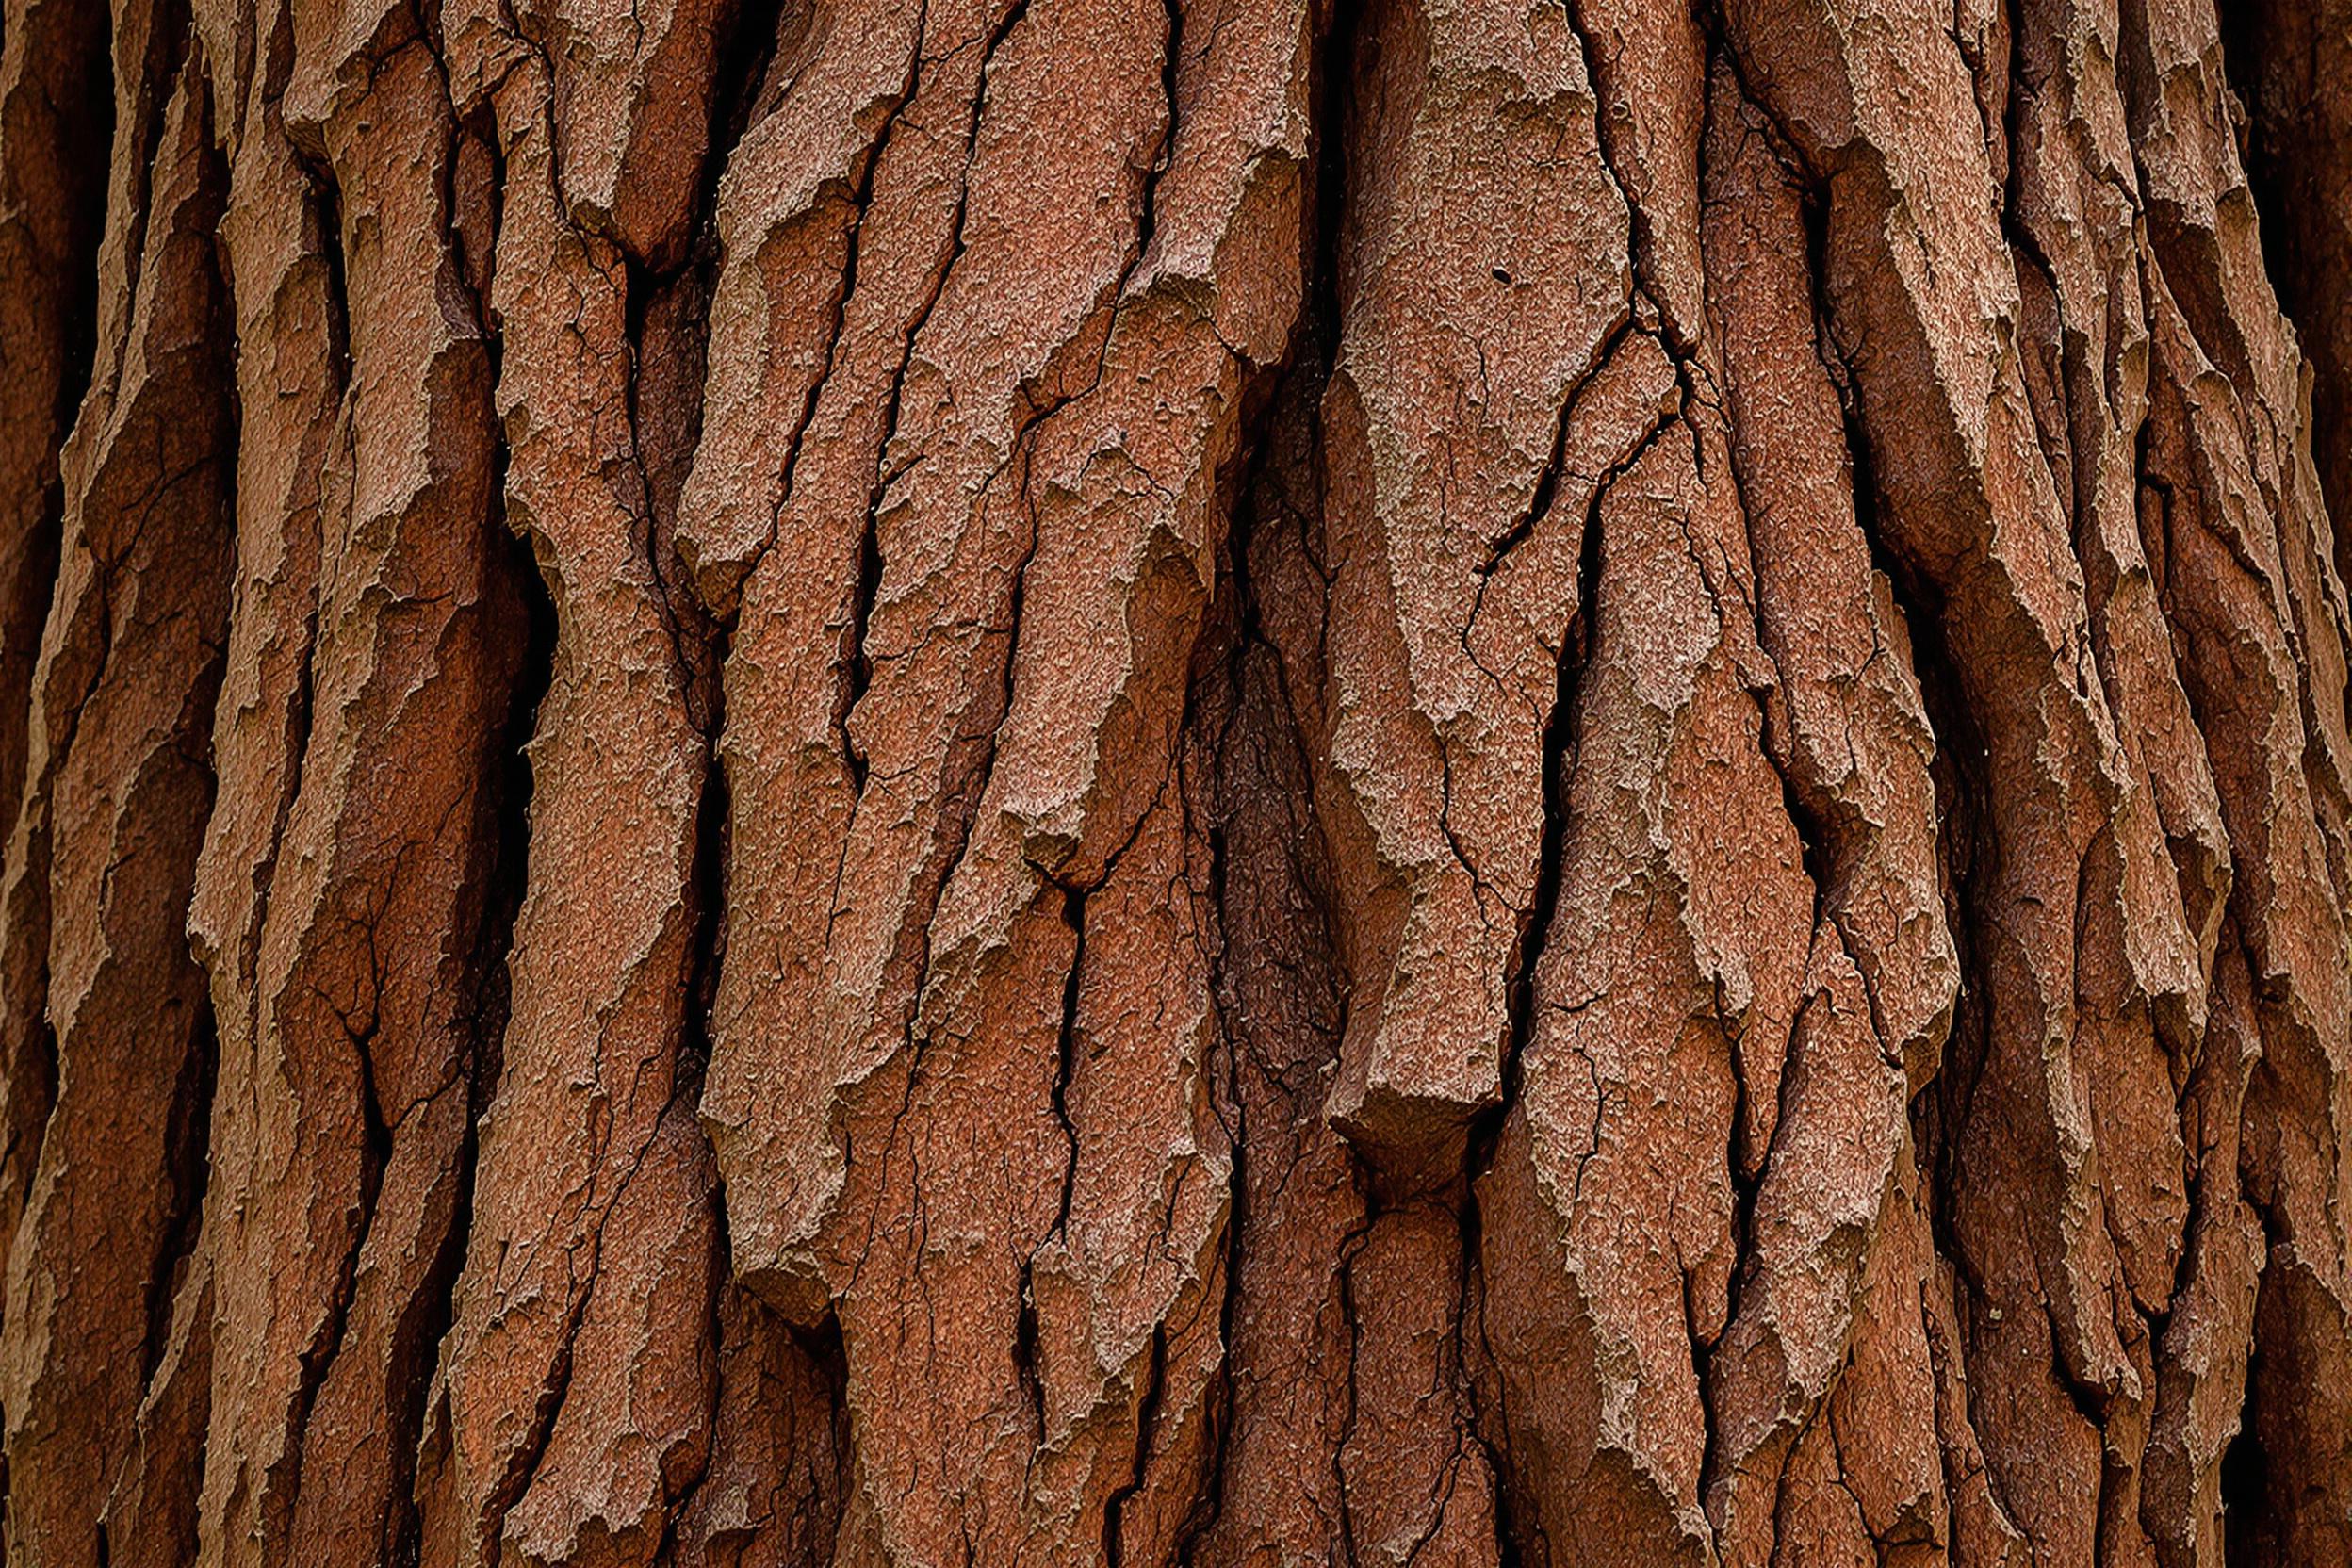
4;0;2352;1562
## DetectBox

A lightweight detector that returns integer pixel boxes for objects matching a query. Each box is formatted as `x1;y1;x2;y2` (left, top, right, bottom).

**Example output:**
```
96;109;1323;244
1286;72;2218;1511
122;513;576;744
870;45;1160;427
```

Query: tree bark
2;0;2350;1562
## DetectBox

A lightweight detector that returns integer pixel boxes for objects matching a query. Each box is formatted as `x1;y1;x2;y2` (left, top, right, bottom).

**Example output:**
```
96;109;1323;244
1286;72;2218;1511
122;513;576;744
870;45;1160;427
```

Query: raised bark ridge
1;0;2350;1563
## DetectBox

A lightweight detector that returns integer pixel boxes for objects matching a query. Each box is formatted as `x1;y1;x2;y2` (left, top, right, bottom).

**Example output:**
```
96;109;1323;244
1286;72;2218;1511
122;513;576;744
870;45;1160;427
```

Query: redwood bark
3;0;2351;1563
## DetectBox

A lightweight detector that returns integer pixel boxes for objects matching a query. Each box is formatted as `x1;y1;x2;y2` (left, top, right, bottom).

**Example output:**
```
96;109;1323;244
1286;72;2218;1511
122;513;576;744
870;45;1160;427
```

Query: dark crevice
43;0;118;469
2213;5;2294;302
626;28;752;1535
1145;0;1361;1539
1;1014;59;1230
621;253;704;697
240;585;319;984
2218;1415;2267;1568
617;22;727;721
1133;0;1184;277
2217;0;2352;592
864;0;1021;512
1173;815;1243;1566
678;722;732;1098
458;518;563;1568
1049;882;1086;1239
1811;265;2021;1542
277;1017;388;1540
1478;428;1602;1168
1169;168;1343;1562
384;1091;476;1568
658;1187;736;1561
481;1261;587;1568
1307;0;1359;357
1330;1215;1371;1563
1862;502;1985;1246
1783;148;1987;1217
841;514;883;792
1999;0;2084;539
1012;1265;1045;1439
791;1308;857;1553
111;0;197;351
623;0;772;735
1469;369;1680;1187
141;993;218;1389
463;453;556;1110
398;438;551;1568
310;161;357;382
449;104;505;345
1012;876;1088;1442
1453;1184;1528;1568
2218;1315;2267;1568
400;176;554;1530
1102;1323;1169;1568
703;0;795;212
2114;4;2260;424
1475;310;1639;579
1557;0;1690;359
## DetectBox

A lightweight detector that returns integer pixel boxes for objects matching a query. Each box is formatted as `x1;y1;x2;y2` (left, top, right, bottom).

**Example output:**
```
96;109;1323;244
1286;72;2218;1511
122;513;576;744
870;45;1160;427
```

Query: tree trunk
3;0;2350;1561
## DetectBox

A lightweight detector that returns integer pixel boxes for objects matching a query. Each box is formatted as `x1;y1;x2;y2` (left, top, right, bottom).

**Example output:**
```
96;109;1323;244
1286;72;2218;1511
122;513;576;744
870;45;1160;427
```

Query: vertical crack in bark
280;992;389;1528
2219;0;2352;585
2216;1244;2271;1560
1101;1323;1169;1568
1556;0;1687;359
1471;313;1638;582
140;996;220;1391
1168;165;1343;1544
831;0;1026;803
1134;0;1183;278
1048;883;1087;1241
1177;827;1243;1565
747;1;933;598
449;518;559;1550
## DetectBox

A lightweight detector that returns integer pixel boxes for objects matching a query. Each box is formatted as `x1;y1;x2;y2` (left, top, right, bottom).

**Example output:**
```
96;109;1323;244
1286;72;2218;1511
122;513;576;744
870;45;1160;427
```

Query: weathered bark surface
4;0;2352;1561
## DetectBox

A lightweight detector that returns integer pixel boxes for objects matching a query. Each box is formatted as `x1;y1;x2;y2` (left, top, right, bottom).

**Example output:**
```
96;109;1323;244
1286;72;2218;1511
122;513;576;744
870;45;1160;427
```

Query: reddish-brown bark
3;0;2351;1562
